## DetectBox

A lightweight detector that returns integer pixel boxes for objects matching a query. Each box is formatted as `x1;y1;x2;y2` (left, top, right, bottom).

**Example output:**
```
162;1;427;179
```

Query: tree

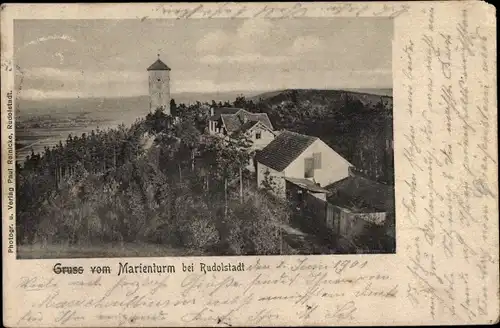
226;187;291;255
175;118;201;173
233;95;247;108
261;169;278;193
145;108;172;134
170;99;177;117
290;89;299;105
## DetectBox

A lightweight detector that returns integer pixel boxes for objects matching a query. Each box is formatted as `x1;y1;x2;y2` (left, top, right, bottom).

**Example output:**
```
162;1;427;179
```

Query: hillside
16;109;294;257
250;88;393;109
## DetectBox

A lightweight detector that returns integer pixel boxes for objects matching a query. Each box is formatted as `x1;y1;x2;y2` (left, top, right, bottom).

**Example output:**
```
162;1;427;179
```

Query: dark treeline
17;101;291;255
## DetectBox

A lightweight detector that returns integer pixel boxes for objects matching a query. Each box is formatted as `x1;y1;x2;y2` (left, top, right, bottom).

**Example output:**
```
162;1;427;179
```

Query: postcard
1;1;498;327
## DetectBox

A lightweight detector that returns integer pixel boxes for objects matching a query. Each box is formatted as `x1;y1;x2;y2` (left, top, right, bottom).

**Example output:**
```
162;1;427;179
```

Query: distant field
15;97;150;160
17;243;198;259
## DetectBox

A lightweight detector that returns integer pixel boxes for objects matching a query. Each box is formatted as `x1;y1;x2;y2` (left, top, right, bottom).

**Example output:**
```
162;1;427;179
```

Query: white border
2;2;498;327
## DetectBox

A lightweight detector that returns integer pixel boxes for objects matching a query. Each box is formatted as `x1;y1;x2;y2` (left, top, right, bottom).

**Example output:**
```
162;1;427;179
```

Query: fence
301;193;388;243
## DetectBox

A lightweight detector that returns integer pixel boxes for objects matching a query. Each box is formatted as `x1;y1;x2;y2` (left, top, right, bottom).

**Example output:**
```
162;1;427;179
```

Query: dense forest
17;103;290;255
16;89;394;255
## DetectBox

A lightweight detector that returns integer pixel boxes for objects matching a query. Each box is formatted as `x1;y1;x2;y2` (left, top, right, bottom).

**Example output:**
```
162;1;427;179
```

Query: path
278;221;337;255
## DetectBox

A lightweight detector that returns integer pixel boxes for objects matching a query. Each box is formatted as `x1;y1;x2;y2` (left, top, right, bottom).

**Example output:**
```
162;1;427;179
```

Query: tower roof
147;57;171;71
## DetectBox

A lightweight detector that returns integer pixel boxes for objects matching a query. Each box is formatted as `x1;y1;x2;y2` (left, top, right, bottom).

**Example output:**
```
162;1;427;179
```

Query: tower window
157;78;161;82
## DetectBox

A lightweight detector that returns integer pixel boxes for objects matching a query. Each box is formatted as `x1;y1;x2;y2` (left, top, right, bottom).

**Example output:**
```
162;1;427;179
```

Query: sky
14;18;393;100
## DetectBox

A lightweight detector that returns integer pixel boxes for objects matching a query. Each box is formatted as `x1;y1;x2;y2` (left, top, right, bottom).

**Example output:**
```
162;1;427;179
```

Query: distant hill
173;90;265;105
250;88;392;109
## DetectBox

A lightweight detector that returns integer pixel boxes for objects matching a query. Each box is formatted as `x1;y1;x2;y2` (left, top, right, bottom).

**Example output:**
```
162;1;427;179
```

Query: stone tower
147;54;171;115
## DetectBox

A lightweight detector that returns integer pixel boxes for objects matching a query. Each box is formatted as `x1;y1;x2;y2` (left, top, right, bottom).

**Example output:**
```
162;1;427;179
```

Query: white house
255;130;353;199
207;107;275;151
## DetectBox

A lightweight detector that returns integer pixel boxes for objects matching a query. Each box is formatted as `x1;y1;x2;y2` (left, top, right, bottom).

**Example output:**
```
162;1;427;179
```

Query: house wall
256;162;286;198
149;70;171;114
304;192;328;226
208;118;225;135
284;139;351;187
247;126;275;151
337;209;386;238
208;120;217;134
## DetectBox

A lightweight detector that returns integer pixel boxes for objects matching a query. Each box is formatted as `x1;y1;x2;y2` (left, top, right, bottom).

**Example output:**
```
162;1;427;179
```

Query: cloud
199;53;292;65
291;36;325;53
195;20;300;67
17;67;149;99
21;67;145;84
19;81;148;99
196;30;229;54
195;22;329;67
18;89;86;100
21;67;75;80
195;19;282;59
351;68;392;75
23;34;76;47
237;19;274;40
54;52;65;64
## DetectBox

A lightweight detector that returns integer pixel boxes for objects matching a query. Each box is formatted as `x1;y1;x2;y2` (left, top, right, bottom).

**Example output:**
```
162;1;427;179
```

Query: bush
225;189;291;255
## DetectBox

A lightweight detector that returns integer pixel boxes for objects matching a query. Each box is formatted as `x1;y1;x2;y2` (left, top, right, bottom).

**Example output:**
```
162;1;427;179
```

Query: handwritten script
14;258;401;326
401;2;498;325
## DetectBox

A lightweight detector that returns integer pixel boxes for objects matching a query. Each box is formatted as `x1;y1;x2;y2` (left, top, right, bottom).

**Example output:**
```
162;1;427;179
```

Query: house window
313;152;322;169
255;132;262;139
304;157;314;178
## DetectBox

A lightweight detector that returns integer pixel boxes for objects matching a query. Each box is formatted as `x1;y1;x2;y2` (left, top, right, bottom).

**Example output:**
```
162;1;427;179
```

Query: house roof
238;120;260;133
245;112;273;130
209;107;242;121
211;108;274;134
255;130;318;172
285;177;328;193
231;120;275;140
226;109;273;133
147;59;171;71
